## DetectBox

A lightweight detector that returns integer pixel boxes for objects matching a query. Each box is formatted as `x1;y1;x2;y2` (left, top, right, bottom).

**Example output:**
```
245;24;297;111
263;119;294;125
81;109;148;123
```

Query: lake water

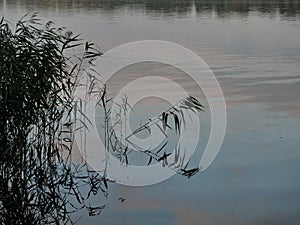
1;1;300;225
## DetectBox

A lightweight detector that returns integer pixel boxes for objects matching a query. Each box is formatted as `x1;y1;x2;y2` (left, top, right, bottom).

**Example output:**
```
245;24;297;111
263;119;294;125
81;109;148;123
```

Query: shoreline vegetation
0;14;107;224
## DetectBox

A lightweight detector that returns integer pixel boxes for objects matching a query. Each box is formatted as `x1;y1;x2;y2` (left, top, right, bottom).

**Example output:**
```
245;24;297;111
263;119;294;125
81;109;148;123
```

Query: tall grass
0;14;105;224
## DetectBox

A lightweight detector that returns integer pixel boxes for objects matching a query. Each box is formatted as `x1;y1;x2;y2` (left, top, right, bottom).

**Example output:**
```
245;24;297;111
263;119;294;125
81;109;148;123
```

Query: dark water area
3;0;300;18
1;0;300;224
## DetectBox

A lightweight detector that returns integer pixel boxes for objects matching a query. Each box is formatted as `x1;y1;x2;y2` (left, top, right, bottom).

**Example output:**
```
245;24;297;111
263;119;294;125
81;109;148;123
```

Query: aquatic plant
0;13;205;224
0;14;105;224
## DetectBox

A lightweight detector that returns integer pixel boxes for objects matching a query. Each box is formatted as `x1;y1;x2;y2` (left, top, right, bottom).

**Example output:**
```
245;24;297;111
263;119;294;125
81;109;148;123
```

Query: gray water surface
1;1;300;224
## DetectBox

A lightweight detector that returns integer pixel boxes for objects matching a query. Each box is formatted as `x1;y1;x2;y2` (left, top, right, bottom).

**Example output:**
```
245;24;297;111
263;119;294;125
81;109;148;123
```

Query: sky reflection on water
1;1;300;224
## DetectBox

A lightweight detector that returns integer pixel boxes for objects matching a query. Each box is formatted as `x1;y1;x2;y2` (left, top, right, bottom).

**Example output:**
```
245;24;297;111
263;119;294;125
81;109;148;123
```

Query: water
1;1;300;224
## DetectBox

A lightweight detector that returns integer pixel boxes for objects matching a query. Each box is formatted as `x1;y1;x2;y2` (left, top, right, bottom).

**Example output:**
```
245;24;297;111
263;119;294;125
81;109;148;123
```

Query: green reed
0;14;105;224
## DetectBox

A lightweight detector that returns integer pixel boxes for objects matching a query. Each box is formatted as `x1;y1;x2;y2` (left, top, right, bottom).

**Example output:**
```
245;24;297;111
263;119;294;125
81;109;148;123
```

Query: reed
0;14;205;224
0;14;105;224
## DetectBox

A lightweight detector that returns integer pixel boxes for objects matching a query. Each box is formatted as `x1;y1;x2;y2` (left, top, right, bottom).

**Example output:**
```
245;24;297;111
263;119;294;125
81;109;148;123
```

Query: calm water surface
1;1;300;224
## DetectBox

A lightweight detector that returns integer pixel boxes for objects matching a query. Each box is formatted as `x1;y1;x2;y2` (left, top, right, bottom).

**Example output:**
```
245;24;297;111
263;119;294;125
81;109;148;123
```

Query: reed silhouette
0;14;105;224
0;14;205;224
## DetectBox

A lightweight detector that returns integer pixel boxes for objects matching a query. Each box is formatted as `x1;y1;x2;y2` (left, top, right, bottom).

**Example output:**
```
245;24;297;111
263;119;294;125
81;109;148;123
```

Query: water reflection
2;0;300;18
1;1;300;225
